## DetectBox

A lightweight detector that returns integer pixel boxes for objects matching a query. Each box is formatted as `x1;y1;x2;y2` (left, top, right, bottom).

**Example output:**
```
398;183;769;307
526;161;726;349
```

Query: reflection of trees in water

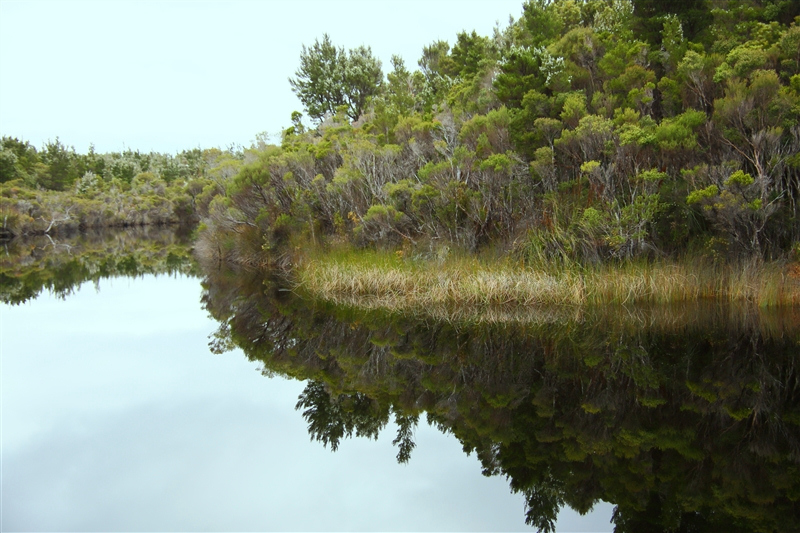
200;264;800;532
1;227;196;304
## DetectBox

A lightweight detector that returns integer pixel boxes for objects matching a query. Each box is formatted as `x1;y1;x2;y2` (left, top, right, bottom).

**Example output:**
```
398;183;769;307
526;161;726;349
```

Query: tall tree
289;34;383;122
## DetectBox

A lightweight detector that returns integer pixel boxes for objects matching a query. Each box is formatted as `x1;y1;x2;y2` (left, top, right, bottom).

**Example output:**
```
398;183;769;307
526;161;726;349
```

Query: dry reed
295;251;800;315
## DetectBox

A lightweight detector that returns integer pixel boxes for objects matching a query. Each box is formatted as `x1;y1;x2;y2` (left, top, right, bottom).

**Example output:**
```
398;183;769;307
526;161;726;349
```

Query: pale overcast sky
0;0;524;154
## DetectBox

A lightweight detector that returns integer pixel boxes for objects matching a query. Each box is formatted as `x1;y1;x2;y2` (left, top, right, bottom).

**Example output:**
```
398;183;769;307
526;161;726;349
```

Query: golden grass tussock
295;250;800;314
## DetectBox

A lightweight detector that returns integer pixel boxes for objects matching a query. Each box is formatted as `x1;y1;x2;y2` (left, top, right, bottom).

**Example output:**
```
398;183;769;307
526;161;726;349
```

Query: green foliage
419;39;457;79
521;0;564;46
580;160;601;174
687;184;720;205
637;168;667;182
633;0;712;44
479;153;513;173
353;204;410;247
494;48;547;108
450;30;493;79
39;138;81;191
0;148;20;183
0;139;226;238
714;44;770;82
559;91;588;127
725;169;755;187
289;34;383;122
175;0;800;265
370;56;422;142
0;137;42;185
654;109;706;151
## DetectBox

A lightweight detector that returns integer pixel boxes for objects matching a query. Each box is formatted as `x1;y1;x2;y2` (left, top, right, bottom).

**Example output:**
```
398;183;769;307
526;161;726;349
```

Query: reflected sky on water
1;275;612;531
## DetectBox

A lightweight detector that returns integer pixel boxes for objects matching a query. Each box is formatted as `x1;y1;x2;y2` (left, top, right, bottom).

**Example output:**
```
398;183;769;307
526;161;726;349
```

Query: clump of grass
295;247;800;312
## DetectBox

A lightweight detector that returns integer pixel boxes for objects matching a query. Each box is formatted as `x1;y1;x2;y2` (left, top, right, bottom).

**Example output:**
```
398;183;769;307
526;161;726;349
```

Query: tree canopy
288;34;383;122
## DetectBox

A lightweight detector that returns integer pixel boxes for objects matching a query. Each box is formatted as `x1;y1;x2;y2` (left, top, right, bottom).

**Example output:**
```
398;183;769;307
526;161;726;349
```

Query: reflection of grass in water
295;248;800;324
309;291;800;338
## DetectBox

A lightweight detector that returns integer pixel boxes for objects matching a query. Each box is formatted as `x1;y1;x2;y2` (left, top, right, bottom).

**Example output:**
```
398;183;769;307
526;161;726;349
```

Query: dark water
3;230;799;532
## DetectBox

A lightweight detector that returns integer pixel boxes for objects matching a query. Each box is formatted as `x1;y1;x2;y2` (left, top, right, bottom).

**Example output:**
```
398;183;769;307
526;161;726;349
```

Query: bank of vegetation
0;137;258;237
5;0;800;306
190;0;800;306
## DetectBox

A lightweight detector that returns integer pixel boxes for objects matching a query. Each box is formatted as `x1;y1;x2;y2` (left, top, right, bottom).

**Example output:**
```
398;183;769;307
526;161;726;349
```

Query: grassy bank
294;248;800;313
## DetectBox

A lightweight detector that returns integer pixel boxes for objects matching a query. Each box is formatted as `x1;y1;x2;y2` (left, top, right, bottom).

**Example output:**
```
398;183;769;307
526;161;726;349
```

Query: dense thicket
0;137;247;237
197;0;800;266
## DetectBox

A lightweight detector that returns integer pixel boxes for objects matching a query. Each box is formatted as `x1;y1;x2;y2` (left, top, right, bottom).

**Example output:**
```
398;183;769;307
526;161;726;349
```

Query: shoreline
293;249;800;311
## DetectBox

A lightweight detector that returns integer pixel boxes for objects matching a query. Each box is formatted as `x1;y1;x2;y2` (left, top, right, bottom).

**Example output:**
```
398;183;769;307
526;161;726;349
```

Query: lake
2;229;798;532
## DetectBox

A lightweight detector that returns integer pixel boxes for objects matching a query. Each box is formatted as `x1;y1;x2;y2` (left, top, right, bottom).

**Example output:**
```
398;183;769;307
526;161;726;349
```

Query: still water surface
3;230;799;532
2;273;612;531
